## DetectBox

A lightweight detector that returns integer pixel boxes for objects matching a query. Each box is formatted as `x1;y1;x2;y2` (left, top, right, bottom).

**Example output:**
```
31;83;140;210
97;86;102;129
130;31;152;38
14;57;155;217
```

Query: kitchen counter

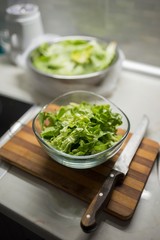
0;55;160;240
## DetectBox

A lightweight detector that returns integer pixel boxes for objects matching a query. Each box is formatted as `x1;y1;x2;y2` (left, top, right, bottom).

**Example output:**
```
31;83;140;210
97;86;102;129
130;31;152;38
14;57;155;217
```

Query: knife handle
80;169;124;233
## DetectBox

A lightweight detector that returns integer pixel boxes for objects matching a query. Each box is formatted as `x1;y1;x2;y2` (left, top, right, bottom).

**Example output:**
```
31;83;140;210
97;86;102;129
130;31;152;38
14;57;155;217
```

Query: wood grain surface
0;121;159;220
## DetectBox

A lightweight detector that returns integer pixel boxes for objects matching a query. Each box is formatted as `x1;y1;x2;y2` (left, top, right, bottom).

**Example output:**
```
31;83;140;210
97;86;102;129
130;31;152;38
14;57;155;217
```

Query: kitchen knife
80;115;149;233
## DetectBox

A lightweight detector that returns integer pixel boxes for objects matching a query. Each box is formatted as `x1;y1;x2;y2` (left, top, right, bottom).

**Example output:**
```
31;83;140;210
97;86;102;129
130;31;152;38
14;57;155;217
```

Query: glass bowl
32;91;130;169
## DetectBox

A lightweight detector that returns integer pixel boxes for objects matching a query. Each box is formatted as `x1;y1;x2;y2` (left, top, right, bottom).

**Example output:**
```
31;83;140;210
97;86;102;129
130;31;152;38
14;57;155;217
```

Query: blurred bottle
6;3;44;64
0;30;8;55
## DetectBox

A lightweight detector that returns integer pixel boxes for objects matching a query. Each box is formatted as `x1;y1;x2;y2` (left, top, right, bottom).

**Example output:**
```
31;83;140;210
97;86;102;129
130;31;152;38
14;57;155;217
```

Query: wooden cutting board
0;121;159;220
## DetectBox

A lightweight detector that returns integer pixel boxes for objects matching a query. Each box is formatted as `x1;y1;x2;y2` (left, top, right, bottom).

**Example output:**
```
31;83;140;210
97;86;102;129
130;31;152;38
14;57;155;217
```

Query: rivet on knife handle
80;169;124;233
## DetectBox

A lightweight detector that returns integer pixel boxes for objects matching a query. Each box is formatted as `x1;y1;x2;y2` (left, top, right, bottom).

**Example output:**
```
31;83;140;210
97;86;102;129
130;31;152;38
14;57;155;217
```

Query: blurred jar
6;3;44;64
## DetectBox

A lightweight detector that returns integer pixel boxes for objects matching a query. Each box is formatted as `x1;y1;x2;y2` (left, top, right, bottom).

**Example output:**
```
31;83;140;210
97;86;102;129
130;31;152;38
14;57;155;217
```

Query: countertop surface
0;55;160;240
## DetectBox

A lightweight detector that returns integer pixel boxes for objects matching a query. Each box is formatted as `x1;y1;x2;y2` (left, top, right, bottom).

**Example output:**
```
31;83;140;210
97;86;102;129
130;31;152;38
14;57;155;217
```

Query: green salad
39;102;122;156
30;39;117;76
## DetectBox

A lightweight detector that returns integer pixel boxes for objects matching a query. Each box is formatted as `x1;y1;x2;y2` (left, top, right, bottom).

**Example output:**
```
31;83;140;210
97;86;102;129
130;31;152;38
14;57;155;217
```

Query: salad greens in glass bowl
26;36;123;98
32;91;130;169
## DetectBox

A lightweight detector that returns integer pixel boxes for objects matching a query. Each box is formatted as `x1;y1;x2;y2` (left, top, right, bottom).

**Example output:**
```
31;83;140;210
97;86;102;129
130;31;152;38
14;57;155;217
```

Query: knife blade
80;115;149;233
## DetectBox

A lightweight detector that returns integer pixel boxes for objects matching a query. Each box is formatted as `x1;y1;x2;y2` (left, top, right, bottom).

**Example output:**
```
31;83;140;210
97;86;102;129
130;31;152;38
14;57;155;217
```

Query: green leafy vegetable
30;39;117;76
39;102;123;156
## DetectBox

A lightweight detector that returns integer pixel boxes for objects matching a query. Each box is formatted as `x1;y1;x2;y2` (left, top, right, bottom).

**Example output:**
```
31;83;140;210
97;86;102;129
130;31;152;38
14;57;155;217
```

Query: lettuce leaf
39;102;122;156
